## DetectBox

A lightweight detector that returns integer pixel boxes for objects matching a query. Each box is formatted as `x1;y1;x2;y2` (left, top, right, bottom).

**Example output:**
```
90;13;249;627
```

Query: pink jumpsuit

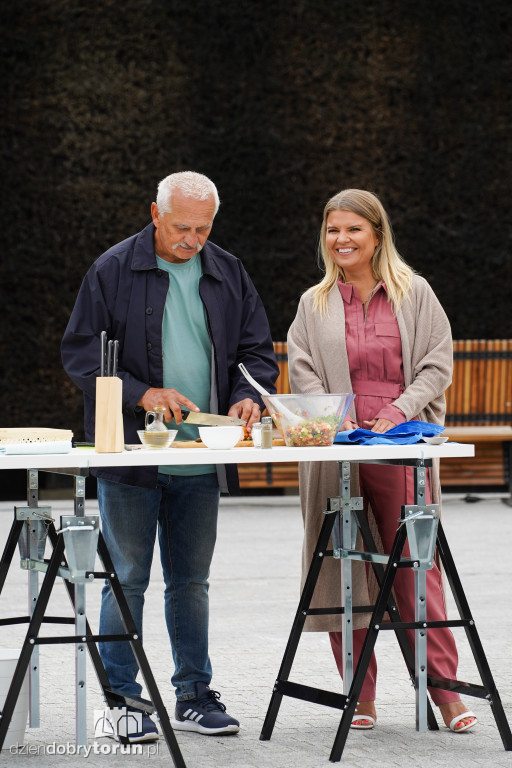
329;281;460;705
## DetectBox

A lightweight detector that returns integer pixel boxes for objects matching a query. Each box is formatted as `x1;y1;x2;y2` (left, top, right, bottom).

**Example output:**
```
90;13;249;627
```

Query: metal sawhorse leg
0;468;186;768
260;459;512;762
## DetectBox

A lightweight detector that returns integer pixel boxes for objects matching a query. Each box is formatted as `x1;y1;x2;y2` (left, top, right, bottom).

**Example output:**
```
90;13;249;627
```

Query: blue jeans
97;473;220;701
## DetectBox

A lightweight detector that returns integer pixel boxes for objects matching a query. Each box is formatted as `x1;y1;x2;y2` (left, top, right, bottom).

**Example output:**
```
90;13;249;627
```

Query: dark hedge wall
1;0;511;440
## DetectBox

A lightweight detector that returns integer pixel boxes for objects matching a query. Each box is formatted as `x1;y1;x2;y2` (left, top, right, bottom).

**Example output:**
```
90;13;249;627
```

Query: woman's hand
363;418;396;434
341;418;359;431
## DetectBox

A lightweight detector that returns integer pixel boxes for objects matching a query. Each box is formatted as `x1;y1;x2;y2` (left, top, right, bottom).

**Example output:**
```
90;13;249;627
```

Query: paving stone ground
1;490;511;767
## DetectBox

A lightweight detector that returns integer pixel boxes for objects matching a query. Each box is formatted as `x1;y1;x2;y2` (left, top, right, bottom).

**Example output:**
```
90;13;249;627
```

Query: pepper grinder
261;416;273;449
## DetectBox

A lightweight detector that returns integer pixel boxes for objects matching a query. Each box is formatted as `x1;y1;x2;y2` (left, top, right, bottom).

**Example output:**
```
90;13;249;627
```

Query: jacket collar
131;223;159;270
199;242;223;281
131;222;223;281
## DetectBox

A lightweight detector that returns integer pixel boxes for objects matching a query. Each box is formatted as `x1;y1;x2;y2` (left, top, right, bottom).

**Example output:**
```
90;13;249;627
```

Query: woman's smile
326;210;379;277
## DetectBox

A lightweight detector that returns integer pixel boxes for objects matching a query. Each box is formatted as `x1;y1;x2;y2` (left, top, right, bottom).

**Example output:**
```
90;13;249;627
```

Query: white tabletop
0;442;474;471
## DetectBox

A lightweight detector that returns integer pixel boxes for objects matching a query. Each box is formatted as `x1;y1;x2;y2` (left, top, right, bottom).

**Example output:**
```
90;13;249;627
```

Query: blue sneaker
171;683;240;735
99;706;159;743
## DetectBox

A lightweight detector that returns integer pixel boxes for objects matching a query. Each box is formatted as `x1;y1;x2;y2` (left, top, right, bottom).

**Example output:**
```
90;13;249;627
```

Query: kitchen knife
179;411;246;426
100;331;107;377
107;340;113;376
112;340;119;376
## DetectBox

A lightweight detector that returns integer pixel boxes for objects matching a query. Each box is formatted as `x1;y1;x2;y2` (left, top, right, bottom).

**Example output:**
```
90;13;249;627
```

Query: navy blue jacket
61;223;279;491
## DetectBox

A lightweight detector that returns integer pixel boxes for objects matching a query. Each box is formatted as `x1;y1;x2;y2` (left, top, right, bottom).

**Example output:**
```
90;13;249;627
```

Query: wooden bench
442;427;512;499
238;340;512;502
441;340;512;502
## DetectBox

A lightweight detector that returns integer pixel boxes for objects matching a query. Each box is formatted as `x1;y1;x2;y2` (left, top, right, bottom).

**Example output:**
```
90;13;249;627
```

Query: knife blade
180;411;246;426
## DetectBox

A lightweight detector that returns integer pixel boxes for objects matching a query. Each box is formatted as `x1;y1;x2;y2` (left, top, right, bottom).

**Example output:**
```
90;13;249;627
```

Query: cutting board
171;438;286;448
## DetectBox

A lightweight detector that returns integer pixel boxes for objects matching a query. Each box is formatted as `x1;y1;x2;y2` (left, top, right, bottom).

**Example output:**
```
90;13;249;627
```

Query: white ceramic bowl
198;426;243;449
137;429;177;448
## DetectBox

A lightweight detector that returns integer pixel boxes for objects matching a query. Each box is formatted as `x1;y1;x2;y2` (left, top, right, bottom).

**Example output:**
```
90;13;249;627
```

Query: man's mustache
172;242;201;252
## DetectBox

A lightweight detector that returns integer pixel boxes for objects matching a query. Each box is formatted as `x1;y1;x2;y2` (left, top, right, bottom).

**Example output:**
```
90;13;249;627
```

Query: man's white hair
156;171;220;216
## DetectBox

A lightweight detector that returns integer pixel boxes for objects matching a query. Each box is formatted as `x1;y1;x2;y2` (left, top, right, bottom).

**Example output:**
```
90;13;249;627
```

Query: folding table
2;441;507;766
258;444;512;761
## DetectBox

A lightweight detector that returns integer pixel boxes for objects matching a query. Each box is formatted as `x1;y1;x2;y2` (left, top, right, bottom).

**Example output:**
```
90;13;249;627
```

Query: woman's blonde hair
311;189;414;315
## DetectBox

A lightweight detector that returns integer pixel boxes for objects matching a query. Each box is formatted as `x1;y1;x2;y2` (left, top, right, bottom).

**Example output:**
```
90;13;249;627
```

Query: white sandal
350;713;376;730
448;711;478;732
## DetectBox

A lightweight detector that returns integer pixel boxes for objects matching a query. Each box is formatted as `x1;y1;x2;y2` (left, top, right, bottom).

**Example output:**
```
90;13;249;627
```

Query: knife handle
112;340;119;377
107;340;113;376
170;409;190;422
100;331;107;377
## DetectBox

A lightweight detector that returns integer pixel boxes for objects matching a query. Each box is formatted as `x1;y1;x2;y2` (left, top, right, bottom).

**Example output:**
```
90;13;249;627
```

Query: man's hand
228;399;261;431
138;388;200;424
363;418;396;434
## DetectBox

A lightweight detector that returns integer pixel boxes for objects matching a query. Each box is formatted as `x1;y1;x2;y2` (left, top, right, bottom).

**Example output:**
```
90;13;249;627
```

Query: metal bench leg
502;441;512;506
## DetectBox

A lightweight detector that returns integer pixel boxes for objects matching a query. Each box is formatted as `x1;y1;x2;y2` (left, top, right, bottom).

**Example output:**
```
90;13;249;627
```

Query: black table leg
260;507;339;740
435;521;512;750
329;522;409;762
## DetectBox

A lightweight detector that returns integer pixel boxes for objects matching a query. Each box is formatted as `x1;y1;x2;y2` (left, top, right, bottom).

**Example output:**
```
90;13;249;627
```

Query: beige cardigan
287;275;453;631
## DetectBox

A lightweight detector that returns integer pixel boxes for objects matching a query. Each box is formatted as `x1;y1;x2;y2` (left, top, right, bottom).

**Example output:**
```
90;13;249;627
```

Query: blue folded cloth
334;420;444;445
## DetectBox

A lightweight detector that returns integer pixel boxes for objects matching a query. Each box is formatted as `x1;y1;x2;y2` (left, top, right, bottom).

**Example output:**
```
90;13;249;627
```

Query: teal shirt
156;254;215;475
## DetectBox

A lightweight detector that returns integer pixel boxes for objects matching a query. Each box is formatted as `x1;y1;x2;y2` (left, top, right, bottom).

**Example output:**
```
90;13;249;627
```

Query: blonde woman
287;189;477;733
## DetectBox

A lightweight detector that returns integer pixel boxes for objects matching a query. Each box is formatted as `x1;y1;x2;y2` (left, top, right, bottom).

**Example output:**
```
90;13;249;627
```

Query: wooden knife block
95;377;124;453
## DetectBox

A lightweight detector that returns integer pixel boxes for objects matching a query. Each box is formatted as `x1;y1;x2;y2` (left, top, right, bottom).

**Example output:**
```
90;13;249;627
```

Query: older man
62;171;278;741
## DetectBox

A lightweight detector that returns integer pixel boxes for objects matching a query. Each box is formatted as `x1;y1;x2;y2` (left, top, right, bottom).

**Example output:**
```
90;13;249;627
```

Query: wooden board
171;438;286;449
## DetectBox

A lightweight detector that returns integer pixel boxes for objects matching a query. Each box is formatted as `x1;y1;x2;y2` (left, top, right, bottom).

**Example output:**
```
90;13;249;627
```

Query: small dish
421;435;449;445
198;426;243;449
137;429;177;449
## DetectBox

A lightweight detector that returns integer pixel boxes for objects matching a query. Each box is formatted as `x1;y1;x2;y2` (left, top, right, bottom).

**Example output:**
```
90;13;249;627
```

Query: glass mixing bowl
262;393;354;447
